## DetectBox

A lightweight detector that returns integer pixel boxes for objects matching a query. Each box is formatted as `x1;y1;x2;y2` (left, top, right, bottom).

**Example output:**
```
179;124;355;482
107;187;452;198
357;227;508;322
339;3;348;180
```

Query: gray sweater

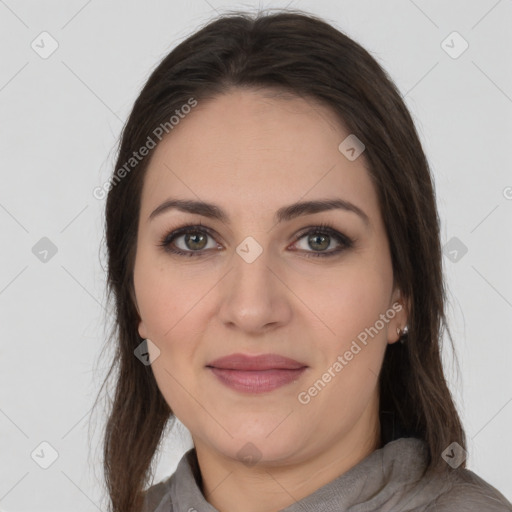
143;437;512;511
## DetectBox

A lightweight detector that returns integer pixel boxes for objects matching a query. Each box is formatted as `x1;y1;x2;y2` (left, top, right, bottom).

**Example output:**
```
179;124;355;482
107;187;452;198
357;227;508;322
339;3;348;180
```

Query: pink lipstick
206;353;308;393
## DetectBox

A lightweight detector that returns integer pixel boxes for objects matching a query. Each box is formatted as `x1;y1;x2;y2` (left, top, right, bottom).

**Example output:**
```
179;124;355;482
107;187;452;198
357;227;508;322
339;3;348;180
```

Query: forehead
140;89;379;224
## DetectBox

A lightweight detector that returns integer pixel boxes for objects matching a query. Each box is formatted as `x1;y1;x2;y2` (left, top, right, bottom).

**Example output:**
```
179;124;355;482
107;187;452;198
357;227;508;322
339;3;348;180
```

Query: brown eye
306;233;330;251
182;231;208;251
159;225;219;257
291;224;354;258
159;222;354;259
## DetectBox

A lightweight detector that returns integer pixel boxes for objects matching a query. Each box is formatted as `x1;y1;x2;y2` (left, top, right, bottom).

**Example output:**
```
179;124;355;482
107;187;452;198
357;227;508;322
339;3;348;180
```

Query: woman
97;9;512;512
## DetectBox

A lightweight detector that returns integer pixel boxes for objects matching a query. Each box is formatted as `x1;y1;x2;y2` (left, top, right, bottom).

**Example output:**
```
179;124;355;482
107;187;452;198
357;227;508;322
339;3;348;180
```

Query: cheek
295;262;392;398
134;248;194;336
134;249;206;369
136;272;201;418
294;260;392;340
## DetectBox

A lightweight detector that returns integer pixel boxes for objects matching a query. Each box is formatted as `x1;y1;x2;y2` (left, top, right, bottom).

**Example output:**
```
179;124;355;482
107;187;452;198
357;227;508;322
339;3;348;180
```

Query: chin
211;428;307;466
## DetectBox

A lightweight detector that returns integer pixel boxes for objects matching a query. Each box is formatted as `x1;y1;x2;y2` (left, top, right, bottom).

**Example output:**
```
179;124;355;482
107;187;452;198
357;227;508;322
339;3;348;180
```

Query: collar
152;436;431;512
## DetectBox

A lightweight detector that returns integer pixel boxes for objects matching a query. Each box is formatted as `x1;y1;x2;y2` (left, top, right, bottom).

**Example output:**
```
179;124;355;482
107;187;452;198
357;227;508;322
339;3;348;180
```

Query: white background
0;1;511;510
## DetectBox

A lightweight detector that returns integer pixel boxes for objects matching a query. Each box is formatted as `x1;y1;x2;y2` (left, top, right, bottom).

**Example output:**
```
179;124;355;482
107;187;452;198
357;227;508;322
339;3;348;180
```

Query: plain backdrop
0;1;511;510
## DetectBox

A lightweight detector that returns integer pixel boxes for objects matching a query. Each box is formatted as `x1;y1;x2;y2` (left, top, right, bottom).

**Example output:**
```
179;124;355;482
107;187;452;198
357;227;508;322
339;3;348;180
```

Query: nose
217;243;292;335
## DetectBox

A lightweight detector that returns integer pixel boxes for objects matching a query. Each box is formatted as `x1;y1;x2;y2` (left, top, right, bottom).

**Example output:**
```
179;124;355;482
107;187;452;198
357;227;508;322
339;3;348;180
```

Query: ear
387;287;409;345
138;320;149;340
130;282;148;339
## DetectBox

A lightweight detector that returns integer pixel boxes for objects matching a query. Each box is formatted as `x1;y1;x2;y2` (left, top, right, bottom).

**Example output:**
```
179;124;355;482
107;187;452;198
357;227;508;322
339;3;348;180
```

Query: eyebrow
148;197;370;227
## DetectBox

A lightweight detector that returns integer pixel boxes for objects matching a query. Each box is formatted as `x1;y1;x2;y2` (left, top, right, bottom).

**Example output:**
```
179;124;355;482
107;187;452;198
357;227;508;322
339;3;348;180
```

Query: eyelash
157;221;354;259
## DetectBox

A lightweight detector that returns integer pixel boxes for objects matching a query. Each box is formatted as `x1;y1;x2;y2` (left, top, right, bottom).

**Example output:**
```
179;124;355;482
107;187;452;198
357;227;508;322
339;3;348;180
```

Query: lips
206;353;307;371
206;353;308;393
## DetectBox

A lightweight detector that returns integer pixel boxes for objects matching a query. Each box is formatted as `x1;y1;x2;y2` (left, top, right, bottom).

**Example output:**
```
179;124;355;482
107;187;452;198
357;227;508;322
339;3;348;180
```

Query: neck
193;401;381;512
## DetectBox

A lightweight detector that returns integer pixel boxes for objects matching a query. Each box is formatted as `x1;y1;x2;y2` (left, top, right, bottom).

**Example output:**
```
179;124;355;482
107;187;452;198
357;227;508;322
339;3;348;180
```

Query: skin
133;88;408;512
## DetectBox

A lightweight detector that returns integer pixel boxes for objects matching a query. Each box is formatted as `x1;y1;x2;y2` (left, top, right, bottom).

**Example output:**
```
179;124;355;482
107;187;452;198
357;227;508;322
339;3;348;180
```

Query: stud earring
397;325;409;344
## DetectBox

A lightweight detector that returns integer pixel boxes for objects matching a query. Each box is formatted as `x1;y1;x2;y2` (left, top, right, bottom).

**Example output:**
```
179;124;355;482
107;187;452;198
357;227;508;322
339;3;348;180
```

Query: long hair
94;9;466;512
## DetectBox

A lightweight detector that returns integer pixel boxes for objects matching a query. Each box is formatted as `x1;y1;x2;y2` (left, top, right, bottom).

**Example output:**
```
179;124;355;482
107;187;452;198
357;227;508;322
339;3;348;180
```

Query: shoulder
141;447;200;512
142;474;174;512
425;467;512;511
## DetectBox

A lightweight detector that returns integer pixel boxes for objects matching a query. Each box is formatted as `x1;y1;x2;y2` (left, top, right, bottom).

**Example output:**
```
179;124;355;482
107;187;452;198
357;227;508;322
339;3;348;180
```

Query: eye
290;222;354;258
158;223;219;257
158;221;354;258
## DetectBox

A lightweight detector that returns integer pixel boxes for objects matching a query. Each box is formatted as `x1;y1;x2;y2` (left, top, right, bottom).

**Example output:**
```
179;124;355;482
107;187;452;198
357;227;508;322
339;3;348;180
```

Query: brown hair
94;9;466;512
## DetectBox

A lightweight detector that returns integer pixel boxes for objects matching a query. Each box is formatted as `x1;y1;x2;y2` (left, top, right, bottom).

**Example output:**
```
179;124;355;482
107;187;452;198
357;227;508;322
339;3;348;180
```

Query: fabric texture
142;414;512;512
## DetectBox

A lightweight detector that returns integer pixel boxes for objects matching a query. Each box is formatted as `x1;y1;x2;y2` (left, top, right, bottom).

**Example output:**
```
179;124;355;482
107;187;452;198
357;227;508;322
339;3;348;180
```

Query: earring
397;325;409;344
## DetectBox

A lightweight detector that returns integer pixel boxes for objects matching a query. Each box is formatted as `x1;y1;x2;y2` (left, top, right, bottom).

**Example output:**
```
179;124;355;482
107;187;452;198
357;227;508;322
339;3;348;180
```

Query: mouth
206;353;308;393
206;352;307;371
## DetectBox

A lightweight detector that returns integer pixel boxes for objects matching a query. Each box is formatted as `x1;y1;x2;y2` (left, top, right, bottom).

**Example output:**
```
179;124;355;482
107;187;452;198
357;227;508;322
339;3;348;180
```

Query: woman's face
133;88;407;466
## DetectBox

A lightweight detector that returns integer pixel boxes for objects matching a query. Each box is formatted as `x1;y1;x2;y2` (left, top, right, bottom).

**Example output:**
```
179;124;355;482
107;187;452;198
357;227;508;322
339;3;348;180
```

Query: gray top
143;437;512;511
